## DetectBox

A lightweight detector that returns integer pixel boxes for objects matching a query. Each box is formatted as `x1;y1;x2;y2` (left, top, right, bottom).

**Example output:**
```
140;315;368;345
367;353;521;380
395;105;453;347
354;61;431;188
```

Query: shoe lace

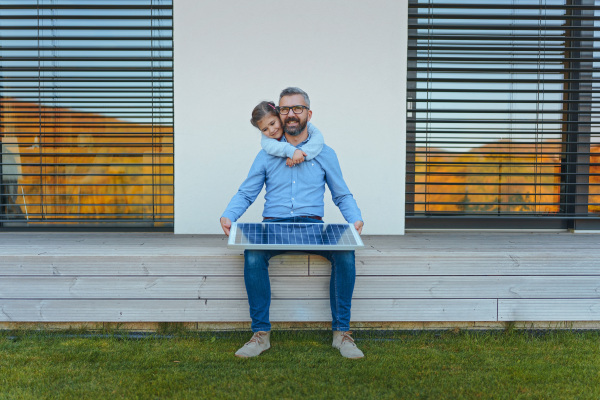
340;331;356;346
245;332;264;346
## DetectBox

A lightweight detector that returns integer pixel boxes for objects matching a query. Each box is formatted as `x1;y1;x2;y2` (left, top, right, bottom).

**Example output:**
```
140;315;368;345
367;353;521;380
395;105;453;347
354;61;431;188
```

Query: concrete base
2;321;600;332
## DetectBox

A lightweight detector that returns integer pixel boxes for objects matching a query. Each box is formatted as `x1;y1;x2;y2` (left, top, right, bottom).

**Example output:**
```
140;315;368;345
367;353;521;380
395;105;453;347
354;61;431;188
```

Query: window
0;0;173;228
406;0;598;229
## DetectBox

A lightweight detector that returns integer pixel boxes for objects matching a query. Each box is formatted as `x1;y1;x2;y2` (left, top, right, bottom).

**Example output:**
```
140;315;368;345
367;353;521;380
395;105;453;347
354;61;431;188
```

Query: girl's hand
291;149;307;165
286;158;294;167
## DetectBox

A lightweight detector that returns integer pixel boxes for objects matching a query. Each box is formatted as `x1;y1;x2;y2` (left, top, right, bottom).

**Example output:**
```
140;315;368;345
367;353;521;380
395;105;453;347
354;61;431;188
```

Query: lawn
0;329;598;399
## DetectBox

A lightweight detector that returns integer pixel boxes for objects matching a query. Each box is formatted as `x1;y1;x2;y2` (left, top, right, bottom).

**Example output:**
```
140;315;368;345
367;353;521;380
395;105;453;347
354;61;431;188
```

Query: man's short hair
279;87;310;108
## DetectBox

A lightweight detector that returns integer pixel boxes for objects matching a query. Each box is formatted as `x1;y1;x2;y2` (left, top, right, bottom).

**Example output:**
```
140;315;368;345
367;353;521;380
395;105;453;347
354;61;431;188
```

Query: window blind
406;0;599;229
0;0;173;228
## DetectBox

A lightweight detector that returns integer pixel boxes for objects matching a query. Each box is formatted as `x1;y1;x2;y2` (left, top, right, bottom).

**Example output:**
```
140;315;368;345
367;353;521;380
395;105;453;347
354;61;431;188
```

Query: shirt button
291;197;294;200
293;181;295;183
291;211;294;214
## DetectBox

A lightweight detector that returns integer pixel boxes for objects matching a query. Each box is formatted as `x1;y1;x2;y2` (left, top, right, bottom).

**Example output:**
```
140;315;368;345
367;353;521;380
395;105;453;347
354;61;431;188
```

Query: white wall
174;0;407;234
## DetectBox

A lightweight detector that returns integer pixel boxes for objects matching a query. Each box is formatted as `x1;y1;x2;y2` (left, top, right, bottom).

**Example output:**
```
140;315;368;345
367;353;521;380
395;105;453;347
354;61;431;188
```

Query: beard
282;116;308;136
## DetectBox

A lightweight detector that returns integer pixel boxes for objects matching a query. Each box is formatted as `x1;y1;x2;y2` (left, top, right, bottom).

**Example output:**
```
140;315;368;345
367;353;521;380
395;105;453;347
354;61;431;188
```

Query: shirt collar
282;131;311;146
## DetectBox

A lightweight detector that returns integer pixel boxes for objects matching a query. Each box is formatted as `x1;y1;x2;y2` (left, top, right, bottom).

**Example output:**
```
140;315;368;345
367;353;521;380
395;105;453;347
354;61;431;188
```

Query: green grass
1;329;599;399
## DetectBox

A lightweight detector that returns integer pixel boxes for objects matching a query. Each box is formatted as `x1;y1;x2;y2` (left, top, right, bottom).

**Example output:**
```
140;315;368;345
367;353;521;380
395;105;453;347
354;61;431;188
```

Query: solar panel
227;222;364;250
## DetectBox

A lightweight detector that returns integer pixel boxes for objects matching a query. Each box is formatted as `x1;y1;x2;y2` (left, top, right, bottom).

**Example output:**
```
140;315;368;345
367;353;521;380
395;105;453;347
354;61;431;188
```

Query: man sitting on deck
220;87;365;359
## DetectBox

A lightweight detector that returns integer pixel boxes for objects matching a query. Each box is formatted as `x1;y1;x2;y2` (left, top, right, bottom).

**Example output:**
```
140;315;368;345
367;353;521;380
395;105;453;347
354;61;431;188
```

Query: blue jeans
243;217;356;332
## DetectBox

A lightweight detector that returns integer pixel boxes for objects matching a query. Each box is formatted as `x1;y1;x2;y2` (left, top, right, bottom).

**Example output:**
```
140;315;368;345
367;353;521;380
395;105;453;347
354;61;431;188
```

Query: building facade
0;1;599;327
1;1;598;233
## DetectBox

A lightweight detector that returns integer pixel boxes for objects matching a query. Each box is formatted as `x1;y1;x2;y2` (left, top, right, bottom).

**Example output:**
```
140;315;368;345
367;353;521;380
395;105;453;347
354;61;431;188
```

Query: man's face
279;94;312;136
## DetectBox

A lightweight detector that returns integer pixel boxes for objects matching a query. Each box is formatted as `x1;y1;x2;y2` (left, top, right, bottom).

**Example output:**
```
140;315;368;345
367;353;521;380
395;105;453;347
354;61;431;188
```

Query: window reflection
0;99;173;226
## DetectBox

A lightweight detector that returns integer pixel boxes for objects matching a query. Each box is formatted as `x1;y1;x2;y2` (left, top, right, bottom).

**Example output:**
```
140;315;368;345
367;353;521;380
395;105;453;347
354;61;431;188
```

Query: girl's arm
299;122;324;160
261;135;297;159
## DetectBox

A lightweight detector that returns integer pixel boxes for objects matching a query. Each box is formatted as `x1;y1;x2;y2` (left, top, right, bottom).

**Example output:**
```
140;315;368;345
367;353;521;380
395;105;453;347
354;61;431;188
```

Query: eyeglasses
276;105;309;115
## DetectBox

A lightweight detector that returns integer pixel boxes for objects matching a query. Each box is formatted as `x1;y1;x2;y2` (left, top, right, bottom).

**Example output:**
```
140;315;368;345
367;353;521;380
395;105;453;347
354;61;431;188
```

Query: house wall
173;0;407;235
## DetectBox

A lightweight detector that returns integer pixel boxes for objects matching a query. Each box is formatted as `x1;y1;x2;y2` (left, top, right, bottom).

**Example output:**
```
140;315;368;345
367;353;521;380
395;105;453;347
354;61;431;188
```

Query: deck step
1;232;599;324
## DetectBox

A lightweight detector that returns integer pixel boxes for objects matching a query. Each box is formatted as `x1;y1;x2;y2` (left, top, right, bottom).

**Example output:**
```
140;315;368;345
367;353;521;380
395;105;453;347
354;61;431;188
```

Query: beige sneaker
332;331;364;359
235;331;271;358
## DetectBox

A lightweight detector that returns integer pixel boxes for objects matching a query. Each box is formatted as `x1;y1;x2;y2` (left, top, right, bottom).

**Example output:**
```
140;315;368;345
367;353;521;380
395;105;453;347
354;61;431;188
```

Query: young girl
250;101;324;166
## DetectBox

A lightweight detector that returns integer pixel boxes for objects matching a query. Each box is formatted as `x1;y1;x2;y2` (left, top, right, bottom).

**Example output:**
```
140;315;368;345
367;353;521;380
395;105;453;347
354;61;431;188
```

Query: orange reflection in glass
414;141;563;215
1;98;173;225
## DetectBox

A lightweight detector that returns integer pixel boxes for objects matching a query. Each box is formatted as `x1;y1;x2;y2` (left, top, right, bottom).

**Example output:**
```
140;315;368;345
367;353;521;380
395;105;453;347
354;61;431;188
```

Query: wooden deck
0;231;599;329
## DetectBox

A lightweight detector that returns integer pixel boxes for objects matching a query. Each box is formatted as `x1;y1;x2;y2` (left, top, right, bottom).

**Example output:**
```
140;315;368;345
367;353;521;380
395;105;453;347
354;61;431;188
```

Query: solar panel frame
227;222;364;250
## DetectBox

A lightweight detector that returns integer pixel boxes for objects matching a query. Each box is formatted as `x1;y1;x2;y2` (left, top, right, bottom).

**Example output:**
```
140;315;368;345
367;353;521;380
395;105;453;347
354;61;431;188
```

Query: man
220;87;364;359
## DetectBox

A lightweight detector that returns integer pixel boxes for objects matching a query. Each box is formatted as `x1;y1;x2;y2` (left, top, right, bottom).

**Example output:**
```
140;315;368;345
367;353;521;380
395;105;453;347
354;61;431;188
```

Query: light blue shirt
222;136;362;223
261;122;324;160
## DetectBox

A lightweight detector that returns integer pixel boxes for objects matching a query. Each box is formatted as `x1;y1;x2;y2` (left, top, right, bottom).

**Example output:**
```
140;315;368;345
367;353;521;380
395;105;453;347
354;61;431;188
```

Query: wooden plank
2;276;599;300
350;276;600;299
352;299;498;322
311;254;600;276
0;299;498;322
361;233;600;252
2;232;599;256
499;299;600;321
0;254;307;276
3;251;599;277
0;233;232;256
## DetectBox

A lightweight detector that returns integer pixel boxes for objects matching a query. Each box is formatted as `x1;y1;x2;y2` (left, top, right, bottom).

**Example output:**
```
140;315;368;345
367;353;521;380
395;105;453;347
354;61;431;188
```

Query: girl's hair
250;101;278;128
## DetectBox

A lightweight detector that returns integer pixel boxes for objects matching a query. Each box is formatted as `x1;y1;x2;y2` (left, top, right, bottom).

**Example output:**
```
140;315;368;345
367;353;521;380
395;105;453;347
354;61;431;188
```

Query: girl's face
257;114;283;140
